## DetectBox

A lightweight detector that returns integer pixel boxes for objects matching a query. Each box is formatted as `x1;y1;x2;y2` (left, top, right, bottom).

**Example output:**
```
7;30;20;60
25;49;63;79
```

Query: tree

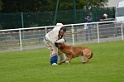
0;0;2;11
0;0;108;13
78;0;108;8
1;0;49;12
48;0;108;10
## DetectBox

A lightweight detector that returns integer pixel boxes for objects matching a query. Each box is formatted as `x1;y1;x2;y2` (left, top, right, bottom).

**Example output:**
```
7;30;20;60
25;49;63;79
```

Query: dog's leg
59;60;65;65
80;51;86;64
85;56;89;62
81;55;86;64
59;58;69;65
83;53;90;63
85;51;93;63
68;55;73;64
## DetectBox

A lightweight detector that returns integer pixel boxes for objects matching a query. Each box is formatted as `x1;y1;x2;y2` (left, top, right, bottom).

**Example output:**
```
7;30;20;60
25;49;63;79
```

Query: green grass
0;40;124;82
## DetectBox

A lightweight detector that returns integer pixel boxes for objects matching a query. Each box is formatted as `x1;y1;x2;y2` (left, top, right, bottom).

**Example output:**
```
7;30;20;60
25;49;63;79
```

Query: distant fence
0;21;124;52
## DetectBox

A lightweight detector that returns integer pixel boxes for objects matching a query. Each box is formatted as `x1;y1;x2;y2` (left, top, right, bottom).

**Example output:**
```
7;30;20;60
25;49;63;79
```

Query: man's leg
44;39;58;65
85;29;89;41
89;27;93;40
58;50;67;63
49;42;58;65
50;55;58;65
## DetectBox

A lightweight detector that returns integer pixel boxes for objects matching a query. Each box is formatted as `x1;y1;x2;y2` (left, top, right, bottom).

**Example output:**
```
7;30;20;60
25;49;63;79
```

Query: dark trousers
85;26;93;41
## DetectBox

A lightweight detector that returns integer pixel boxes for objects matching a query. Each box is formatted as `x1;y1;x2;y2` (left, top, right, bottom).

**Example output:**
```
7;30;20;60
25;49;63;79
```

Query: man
85;15;92;23
44;23;66;65
103;13;108;19
84;15;93;41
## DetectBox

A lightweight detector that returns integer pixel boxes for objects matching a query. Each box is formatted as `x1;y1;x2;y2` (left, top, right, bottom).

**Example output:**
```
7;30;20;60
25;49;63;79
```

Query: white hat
56;23;63;26
103;13;108;17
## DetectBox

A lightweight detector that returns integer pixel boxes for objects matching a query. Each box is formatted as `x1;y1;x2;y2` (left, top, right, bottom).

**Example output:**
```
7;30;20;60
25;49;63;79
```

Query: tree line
0;0;108;13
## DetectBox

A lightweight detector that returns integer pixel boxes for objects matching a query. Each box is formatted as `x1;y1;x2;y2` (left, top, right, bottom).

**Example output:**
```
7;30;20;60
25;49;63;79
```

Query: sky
107;0;123;7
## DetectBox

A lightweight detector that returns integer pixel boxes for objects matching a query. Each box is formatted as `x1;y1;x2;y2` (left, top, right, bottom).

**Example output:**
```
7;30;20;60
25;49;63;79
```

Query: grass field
0;40;124;82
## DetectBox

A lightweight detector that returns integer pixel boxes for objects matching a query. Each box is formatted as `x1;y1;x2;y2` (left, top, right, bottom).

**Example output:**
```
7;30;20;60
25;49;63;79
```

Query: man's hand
55;38;66;43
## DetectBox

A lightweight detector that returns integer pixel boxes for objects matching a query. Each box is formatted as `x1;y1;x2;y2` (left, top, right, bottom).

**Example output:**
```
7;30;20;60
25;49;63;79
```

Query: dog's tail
88;52;93;59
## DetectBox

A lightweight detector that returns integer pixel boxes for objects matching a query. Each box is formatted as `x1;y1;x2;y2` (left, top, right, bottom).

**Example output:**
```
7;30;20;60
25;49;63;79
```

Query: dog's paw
82;62;86;64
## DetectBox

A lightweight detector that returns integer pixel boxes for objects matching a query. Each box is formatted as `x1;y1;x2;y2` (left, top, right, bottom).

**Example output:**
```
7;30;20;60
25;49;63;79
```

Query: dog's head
55;43;65;49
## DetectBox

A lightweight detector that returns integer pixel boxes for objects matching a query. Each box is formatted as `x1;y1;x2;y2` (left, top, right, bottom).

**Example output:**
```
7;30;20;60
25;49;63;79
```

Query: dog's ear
55;43;63;49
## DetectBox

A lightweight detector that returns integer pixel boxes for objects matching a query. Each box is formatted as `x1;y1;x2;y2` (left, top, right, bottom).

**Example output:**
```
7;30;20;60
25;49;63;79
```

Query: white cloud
107;0;122;7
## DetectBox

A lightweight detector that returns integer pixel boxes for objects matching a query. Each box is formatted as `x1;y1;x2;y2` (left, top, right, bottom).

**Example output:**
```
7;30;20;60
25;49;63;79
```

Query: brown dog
55;43;93;64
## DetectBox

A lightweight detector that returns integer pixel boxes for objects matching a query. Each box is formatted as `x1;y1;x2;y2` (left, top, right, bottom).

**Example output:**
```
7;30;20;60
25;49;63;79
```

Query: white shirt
45;25;62;43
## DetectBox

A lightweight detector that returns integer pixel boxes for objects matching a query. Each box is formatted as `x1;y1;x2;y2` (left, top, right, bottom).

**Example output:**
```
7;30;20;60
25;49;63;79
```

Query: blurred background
0;0;116;29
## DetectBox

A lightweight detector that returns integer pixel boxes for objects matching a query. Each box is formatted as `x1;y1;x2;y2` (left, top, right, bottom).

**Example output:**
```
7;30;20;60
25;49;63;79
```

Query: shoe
52;63;57;65
65;61;69;63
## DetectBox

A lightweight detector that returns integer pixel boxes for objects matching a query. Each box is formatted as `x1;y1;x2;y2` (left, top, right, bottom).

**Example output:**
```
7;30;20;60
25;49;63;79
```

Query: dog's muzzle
55;43;59;48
